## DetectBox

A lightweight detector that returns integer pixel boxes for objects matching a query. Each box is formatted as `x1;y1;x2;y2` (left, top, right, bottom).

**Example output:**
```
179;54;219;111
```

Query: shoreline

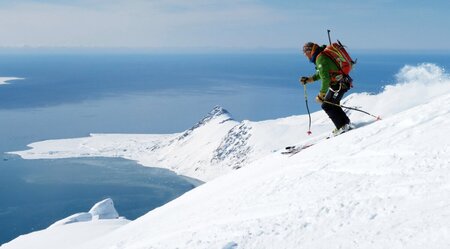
179;175;205;187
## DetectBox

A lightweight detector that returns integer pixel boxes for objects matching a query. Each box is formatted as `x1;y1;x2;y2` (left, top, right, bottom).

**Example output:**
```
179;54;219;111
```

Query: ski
281;133;329;156
282;119;380;156
282;128;351;155
281;143;315;155
281;133;341;156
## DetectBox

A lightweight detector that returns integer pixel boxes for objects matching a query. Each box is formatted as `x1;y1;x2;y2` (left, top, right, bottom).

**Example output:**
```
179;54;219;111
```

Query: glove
315;92;326;103
300;76;313;85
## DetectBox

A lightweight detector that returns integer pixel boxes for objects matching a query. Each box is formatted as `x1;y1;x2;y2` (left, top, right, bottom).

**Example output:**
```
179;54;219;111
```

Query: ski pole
303;84;312;135
322;100;381;120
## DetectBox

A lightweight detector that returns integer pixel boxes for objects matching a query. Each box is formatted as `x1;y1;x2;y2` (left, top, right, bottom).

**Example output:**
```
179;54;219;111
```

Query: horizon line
0;46;449;54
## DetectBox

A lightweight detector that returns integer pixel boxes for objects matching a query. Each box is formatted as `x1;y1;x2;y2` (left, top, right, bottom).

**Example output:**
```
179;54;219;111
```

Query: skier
300;42;353;136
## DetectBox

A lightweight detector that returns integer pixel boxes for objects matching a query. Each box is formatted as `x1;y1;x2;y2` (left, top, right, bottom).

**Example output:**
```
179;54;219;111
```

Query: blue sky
0;0;448;50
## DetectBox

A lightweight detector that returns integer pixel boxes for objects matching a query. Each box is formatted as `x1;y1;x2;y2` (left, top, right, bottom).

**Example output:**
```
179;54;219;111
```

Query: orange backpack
322;40;355;75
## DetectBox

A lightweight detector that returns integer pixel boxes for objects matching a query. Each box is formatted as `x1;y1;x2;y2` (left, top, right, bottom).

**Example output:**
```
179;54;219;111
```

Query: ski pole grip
327;29;332;45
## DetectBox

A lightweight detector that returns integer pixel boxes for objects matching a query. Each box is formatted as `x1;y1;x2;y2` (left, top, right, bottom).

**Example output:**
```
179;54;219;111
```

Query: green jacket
311;52;340;94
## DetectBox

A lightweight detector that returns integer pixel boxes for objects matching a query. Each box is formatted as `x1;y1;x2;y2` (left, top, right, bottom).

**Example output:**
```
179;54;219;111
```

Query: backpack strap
320;51;354;88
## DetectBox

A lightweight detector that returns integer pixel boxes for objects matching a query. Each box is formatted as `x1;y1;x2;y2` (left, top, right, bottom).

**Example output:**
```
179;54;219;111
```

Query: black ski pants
321;83;350;129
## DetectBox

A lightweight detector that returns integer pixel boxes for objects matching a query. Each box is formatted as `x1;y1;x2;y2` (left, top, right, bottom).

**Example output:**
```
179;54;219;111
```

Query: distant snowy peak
49;198;120;228
177;106;234;141
195;105;234;126
207;105;233;119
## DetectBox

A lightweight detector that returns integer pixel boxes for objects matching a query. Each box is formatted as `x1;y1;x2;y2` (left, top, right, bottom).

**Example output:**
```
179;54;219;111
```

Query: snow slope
4;63;450;248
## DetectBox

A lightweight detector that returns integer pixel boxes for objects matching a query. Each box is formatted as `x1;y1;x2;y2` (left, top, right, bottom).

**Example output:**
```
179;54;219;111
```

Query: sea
0;50;449;244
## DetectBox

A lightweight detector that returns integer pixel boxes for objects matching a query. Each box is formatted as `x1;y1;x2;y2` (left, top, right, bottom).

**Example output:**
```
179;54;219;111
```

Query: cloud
0;0;294;48
0;0;448;50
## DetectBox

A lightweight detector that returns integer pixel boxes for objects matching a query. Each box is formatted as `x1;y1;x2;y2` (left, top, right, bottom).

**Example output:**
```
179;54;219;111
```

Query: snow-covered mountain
3;63;450;249
11;104;311;182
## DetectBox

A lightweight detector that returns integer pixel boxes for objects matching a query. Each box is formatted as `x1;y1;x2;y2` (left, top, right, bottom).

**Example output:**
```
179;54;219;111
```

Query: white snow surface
49;198;120;228
1;199;129;249
4;64;450;249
